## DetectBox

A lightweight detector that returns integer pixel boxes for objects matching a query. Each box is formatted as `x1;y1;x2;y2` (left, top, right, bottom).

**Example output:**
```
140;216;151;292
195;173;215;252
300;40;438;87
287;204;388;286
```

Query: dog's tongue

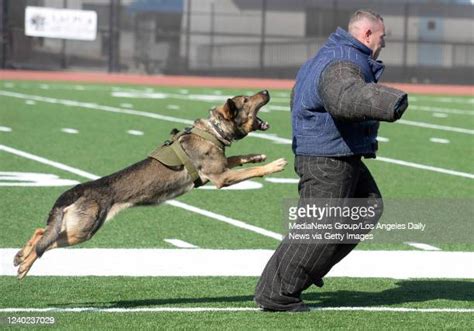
257;117;270;131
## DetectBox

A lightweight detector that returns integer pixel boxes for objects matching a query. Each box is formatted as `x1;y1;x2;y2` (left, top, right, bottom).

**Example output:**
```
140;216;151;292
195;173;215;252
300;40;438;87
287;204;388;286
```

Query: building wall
182;0;474;71
8;0;473;82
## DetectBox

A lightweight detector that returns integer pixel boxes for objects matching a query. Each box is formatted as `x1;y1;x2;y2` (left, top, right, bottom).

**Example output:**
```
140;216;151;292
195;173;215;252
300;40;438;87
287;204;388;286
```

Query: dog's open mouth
254;91;270;131
256;116;270;131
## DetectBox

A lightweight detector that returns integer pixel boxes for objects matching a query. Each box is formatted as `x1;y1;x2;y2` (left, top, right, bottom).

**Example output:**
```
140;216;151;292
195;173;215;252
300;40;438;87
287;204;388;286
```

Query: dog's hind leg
14;226;51;280
14;207;65;280
14;206;65;268
48;203;106;251
15;201;104;280
13;228;45;268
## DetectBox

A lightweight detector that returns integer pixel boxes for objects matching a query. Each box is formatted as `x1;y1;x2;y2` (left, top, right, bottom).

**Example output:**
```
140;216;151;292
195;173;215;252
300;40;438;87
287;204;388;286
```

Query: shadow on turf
49;280;473;308
305;280;474;307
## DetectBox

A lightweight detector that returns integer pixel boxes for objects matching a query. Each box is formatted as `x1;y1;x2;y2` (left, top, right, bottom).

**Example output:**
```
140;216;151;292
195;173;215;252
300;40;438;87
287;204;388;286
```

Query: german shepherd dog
14;90;287;279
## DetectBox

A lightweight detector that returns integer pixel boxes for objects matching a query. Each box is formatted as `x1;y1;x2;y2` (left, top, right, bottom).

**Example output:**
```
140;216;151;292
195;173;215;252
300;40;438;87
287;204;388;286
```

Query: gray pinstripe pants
254;155;382;310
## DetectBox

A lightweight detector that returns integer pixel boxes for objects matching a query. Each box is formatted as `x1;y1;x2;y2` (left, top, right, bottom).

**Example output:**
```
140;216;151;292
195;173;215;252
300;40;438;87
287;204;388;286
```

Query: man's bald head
348;9;386;59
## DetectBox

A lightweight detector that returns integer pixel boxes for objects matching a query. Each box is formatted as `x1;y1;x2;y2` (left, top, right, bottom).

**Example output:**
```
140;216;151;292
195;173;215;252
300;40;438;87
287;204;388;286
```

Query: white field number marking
0;172;79;187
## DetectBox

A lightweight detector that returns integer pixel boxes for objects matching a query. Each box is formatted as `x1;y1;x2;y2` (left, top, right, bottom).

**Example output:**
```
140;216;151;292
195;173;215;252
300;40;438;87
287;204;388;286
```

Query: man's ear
365;29;372;40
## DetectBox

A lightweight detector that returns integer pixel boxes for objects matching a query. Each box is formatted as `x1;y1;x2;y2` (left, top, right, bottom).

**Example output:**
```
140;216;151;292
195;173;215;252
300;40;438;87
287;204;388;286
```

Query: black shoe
313;278;324;288
260;303;311;313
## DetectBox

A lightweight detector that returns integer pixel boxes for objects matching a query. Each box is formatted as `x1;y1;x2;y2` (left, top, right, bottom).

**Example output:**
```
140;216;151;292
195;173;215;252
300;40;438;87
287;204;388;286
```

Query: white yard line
404;242;441;251
410;96;474;105
0;249;472;278
313;306;474;313
164;239;198;249
248;132;292;144
376;157;474;179
268;105;290;111
397;119;474;135
0;306;472;313
166;201;283;240
0;144;281;240
0;90;194;126
409;104;474;116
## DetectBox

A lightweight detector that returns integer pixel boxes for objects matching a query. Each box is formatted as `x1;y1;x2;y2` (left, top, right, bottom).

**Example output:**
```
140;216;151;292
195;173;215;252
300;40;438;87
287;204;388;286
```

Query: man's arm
318;61;408;122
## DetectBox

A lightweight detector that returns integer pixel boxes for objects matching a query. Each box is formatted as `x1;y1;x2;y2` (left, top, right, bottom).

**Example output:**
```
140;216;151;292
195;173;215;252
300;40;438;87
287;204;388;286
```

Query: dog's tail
35;207;64;257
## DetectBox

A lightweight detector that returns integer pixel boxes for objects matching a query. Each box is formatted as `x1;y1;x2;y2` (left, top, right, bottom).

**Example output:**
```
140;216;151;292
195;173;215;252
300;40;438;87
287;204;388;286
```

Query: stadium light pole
0;0;7;69
185;0;191;72
259;0;267;75
60;0;67;69
402;2;409;83
108;0;121;72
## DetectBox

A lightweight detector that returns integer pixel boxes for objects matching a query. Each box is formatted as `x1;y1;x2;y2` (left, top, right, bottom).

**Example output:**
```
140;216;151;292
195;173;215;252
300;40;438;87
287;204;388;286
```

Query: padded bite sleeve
318;61;408;122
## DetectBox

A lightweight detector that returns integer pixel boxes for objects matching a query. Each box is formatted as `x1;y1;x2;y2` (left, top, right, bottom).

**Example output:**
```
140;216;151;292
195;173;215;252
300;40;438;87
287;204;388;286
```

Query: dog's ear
221;98;238;120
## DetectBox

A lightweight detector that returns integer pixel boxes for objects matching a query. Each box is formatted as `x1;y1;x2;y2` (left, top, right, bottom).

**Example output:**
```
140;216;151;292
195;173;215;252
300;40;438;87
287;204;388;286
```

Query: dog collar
189;127;226;150
209;119;232;146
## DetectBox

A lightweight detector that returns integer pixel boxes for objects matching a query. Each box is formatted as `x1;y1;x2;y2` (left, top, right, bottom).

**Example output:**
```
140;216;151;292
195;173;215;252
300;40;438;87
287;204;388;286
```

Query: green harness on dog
148;127;226;187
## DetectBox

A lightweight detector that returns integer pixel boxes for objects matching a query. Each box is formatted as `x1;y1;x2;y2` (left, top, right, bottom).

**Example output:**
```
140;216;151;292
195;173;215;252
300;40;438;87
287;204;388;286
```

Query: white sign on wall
25;6;97;41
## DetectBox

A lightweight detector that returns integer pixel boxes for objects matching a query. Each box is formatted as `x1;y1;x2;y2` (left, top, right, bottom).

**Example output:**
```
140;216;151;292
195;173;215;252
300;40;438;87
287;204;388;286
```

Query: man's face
367;20;386;59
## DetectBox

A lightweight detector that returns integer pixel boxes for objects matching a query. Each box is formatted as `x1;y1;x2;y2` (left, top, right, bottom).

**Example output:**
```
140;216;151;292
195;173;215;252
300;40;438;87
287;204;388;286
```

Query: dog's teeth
256;117;269;131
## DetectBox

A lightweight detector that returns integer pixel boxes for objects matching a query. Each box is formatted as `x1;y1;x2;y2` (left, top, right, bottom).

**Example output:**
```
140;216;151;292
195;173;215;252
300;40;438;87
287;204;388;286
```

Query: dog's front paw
267;158;287;173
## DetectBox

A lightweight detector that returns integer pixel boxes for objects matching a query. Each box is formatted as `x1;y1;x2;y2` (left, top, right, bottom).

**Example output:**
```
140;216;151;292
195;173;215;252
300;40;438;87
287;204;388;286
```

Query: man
255;9;408;312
